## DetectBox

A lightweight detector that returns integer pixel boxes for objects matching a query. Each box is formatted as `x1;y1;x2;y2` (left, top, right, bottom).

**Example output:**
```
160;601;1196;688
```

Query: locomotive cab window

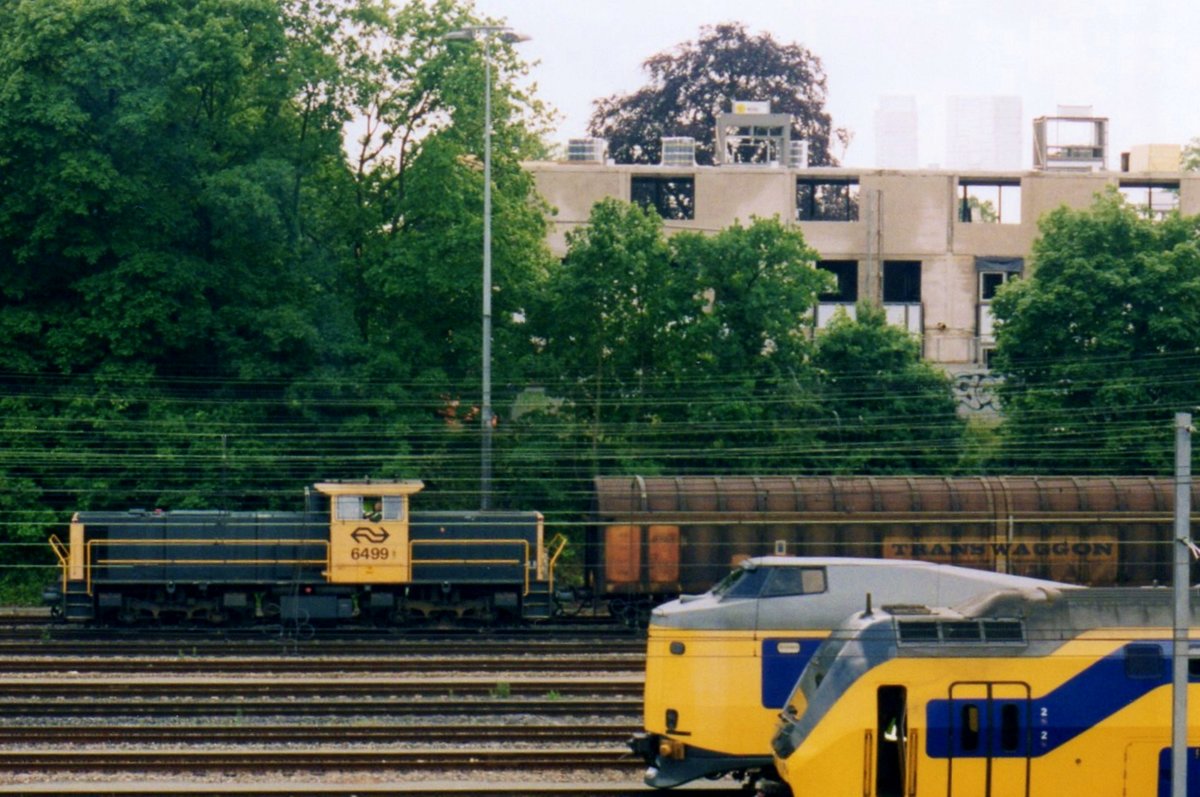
335;495;363;521
713;566;769;599
334;495;403;522
380;496;404;521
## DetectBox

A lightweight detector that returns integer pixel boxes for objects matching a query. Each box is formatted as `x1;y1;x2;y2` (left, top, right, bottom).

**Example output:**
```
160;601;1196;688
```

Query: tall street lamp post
444;25;529;511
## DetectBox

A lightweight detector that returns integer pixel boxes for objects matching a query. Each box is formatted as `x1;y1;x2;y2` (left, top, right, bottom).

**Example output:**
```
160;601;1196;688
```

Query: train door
874;685;911;797
947;682;1031;797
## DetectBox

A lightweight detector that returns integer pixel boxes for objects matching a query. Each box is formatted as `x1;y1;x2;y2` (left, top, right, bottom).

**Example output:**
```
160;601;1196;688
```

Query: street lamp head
443;25;530;44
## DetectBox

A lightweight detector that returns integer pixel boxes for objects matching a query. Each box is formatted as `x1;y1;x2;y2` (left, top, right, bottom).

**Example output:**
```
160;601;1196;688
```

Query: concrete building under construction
528;110;1197;374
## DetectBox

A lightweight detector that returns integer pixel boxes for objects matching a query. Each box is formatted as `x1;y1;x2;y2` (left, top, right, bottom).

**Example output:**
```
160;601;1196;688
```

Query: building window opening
631;176;695;220
959;181;1021;224
817;260;858;302
797;179;860;221
883;261;921;303
1118;181;1180;220
979;270;1015;301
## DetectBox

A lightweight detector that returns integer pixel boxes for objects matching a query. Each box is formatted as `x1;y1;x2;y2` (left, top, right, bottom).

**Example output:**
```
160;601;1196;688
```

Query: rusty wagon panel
591;476;1197;596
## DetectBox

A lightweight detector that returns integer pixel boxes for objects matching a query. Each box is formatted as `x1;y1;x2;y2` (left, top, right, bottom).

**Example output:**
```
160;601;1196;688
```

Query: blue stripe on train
1157;748;1200;797
926;642;1194;759
761;638;823;709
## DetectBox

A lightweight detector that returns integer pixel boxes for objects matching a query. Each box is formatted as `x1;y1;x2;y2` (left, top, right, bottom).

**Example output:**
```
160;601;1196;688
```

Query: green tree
529;199;689;474
810;304;964;473
529;203;835;475
588;23;848;166
1182;136;1200;172
991;189;1200;472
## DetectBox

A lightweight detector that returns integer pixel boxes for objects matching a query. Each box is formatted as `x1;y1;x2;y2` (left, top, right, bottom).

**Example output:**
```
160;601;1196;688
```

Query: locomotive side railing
47;534;69;593
83;538;330;595
546;533;569;596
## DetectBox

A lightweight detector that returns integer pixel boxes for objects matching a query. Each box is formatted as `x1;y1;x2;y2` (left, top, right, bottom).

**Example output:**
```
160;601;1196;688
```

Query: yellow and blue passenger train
631;557;1071;788
768;587;1200;797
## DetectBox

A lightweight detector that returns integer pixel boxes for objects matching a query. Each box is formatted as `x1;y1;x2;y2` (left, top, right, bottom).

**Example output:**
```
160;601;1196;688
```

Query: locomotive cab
316;480;424;584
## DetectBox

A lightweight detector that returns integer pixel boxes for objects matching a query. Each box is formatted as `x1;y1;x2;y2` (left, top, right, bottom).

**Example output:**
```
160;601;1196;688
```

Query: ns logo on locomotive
45;480;566;625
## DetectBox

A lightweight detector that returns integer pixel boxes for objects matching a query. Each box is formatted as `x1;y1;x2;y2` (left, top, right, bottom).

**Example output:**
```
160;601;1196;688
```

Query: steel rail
0;747;644;771
0;678;641;699
0;655;643;674
1;697;641;718
2;722;642;745
0;785;738;797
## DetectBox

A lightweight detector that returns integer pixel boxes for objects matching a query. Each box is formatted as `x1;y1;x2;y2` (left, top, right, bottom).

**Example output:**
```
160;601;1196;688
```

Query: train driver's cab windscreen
713;566;827;600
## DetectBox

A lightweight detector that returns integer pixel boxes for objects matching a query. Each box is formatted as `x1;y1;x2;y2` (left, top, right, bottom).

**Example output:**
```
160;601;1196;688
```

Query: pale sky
473;0;1200;168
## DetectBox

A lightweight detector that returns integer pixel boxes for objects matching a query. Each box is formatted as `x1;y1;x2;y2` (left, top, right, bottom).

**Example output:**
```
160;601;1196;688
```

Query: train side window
334;496;362;521
960;704;980;751
762;567;827;597
999;703;1021;751
1124;643;1165;679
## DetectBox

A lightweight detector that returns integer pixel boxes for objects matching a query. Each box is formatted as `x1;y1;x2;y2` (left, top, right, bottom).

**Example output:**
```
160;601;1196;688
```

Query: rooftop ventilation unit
567;138;608;163
661;137;697;166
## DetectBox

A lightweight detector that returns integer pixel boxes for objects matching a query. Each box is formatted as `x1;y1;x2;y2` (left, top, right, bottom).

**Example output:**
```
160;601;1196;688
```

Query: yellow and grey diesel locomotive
46;480;565;624
631;556;1072;788
768;587;1200;797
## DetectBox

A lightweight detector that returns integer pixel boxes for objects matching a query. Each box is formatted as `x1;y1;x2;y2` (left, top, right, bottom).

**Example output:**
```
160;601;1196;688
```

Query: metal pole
480;34;493;511
444;25;526;511
1173;411;1192;797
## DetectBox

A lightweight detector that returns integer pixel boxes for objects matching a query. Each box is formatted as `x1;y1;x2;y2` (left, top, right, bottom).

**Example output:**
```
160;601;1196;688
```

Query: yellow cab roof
313;481;425;497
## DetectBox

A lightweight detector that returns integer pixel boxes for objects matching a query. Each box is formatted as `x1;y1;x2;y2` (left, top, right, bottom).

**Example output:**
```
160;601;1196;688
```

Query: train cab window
1124;643;1165;679
761;567;827;598
380;496;405;521
712;566;770;599
334;496;363;521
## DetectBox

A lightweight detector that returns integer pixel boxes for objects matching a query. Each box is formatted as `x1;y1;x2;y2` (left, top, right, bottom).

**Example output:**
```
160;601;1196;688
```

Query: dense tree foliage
991;190;1200;472
0;0;553;591
520;200;962;489
1183;137;1200;172
587;23;848;166
810;305;964;473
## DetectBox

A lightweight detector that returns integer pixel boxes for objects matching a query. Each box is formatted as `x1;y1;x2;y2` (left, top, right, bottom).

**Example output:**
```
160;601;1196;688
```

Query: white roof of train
651;556;1077;631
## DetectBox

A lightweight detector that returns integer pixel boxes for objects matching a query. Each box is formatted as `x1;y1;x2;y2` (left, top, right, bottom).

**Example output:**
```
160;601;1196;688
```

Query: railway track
2;722;641;745
0;747;644;770
1;696;639;718
0;787;740;796
0;676;640;699
0;654;642;674
0;615;674;793
0;637;646;657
